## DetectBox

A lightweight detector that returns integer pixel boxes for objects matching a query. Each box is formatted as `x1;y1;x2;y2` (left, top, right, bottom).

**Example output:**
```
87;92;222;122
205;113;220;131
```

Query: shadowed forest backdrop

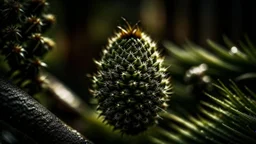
46;0;256;107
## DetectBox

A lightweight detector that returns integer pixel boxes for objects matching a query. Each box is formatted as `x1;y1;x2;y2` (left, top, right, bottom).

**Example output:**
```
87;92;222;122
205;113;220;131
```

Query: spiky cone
91;19;172;135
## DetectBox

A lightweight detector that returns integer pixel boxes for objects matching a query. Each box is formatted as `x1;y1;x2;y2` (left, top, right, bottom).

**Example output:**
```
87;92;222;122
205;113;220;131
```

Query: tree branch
0;77;93;144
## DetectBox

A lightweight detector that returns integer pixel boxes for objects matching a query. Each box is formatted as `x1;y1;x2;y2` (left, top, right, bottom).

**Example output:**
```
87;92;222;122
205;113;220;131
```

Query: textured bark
0;77;93;144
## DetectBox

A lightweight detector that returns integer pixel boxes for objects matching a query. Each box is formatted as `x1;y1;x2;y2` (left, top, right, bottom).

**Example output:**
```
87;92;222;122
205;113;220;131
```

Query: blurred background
45;0;256;103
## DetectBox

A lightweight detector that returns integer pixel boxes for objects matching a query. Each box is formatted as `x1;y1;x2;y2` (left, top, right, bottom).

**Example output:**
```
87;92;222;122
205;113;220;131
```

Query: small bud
1;0;24;24
2;25;22;41
27;33;52;57
41;14;56;32
22;16;43;35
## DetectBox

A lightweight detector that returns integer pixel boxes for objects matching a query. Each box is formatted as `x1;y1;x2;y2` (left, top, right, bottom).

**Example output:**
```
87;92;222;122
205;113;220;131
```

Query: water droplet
229;46;238;55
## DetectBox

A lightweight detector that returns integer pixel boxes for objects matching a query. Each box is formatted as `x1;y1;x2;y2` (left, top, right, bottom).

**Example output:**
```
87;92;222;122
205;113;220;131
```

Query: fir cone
91;19;172;135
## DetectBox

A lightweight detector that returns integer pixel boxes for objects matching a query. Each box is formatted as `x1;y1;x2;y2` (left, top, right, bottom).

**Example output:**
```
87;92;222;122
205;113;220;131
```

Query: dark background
45;0;256;104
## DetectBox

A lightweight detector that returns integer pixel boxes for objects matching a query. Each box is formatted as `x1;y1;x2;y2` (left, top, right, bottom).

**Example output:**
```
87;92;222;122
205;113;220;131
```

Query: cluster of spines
0;0;55;95
91;19;172;135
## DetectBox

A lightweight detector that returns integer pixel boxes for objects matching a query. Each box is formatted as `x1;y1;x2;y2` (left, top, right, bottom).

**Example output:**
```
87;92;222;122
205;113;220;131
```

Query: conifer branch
150;80;256;144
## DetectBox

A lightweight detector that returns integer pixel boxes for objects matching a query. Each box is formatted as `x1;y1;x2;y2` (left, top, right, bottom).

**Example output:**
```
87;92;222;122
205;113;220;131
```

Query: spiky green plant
0;0;55;95
91;19;172;135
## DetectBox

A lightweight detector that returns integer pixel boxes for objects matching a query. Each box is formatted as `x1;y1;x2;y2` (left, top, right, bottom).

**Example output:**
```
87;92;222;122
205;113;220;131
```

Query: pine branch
150;80;256;144
149;37;256;144
162;36;256;115
163;36;256;82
